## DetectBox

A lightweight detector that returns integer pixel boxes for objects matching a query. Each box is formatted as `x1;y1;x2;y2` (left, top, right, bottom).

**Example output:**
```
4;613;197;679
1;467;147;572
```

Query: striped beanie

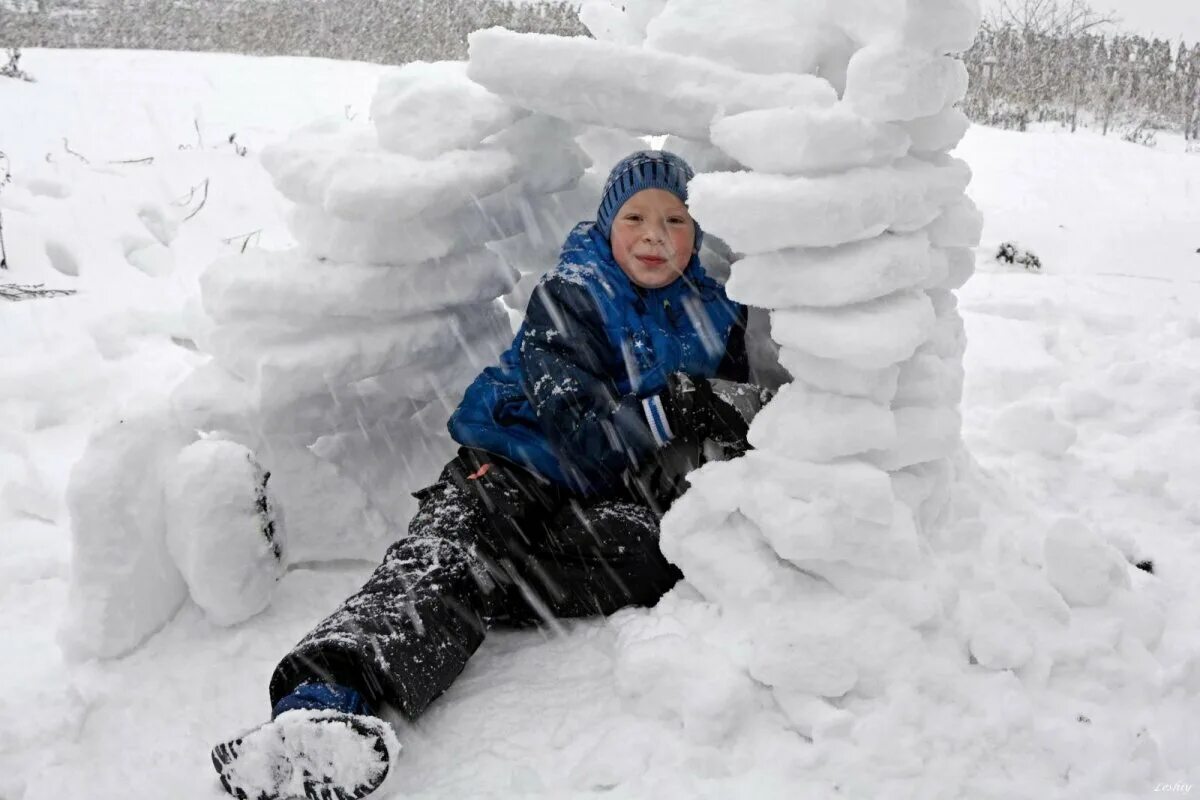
596;150;695;240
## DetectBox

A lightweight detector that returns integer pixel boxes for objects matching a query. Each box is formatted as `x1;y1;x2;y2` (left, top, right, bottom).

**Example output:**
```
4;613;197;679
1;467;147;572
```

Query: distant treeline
0;0;586;62
963;25;1200;139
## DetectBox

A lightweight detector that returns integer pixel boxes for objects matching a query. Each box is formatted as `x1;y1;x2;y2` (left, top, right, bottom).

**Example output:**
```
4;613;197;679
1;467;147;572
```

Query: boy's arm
519;278;664;492
714;303;750;384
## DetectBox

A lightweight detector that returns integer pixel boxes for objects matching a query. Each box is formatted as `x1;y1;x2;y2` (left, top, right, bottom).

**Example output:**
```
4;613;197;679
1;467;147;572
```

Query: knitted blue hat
596;150;695;240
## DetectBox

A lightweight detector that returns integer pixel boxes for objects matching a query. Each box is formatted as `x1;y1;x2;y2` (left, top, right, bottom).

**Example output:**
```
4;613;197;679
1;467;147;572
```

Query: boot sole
212;710;397;800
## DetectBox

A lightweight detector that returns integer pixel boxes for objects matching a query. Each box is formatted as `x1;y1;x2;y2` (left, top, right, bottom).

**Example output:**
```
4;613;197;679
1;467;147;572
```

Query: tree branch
62;138;90;164
182;178;210;221
1;282;78;301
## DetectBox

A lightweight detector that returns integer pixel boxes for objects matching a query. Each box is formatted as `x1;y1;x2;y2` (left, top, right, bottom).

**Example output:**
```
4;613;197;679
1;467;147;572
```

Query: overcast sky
979;0;1200;42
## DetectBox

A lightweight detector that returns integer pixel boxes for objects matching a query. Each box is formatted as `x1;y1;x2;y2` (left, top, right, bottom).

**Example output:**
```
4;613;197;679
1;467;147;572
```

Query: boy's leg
214;454;542;800
517;497;683;618
271;462;502;721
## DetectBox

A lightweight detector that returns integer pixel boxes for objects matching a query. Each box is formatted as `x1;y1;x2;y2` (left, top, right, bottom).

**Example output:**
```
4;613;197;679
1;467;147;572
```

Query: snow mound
61;410;193;659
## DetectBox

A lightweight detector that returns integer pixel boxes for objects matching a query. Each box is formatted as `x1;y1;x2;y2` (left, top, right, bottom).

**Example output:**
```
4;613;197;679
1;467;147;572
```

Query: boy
212;151;764;800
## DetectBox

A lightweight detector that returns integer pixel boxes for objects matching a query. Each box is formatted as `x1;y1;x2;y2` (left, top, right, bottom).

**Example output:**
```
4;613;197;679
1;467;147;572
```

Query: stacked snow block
171;61;596;566
642;0;988;754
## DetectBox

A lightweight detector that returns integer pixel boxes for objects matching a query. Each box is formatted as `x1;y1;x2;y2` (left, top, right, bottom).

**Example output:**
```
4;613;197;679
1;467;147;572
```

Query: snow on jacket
448;221;747;496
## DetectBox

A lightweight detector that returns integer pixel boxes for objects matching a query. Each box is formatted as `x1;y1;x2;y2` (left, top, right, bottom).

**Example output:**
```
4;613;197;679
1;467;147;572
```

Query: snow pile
60;410;195;659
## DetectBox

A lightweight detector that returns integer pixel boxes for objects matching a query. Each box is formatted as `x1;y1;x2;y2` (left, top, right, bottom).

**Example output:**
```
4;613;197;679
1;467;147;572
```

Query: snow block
777;348;901;404
902;0;982;54
200;248;518;324
893;352;965;408
770;289;937;370
61;410;193;659
921;288;968;360
288;184;569;266
613;619;758;744
205;306;510;403
666;509;815;610
726;232;935;309
164;439;286;626
903;107;972;154
828;0;907;47
844;45;969;122
673;451;898;534
688;157;971;254
262;127;517;223
170;361;427;440
926;197;984;248
644;0;830;76
753;490;924;576
934;247;977;290
321;147;516;224
466;27;837;140
1043;518;1132;608
710;105;911;175
485;114;589;195
748;381;897;462
867;406;962;471
747;594;923;697
370;60;525;158
258;117;365;209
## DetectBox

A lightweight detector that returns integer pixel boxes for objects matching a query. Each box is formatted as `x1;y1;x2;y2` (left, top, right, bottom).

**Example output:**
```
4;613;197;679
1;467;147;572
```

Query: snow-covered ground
2;48;1200;799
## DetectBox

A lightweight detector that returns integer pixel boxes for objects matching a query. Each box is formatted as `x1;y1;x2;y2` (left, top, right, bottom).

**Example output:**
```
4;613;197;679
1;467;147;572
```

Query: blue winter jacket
448;222;747;497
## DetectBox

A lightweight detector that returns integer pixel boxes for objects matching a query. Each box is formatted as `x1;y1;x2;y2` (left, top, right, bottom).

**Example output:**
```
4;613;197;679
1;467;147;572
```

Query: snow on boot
164;439;286;626
211;710;399;800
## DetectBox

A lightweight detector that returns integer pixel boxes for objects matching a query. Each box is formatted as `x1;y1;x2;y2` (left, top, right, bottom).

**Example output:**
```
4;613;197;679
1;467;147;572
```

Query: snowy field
2;47;1200;799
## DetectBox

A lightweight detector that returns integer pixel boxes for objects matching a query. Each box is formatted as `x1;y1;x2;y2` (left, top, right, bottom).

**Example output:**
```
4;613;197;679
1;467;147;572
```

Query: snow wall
60;0;1179;792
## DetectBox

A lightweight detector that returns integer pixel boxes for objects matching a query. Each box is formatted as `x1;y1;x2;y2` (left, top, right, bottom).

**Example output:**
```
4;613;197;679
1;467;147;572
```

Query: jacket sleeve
715;302;751;384
519;278;664;493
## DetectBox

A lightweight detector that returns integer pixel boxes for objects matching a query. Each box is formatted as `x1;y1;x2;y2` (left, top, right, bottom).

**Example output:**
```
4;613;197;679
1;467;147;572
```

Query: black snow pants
269;447;684;720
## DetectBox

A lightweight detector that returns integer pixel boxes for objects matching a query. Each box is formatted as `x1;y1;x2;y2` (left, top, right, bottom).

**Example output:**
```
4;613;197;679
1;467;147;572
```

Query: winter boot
212;684;399;800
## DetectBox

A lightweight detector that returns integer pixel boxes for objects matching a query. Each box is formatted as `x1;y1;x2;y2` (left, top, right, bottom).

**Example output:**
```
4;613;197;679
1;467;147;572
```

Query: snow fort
61;0;1176;793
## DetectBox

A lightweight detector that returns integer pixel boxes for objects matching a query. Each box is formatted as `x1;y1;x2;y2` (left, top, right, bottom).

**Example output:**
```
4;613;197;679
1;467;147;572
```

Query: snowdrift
45;0;1187;795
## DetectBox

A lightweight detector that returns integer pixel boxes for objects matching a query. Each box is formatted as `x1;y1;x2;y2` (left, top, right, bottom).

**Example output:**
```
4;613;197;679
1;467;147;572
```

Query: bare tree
987;0;1119;38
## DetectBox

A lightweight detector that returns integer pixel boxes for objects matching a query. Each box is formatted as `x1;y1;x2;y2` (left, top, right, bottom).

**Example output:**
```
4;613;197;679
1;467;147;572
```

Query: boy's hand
630;375;774;512
662;372;754;451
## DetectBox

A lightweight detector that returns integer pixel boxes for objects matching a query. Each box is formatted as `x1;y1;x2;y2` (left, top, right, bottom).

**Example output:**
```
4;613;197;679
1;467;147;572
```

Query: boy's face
609;189;696;290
